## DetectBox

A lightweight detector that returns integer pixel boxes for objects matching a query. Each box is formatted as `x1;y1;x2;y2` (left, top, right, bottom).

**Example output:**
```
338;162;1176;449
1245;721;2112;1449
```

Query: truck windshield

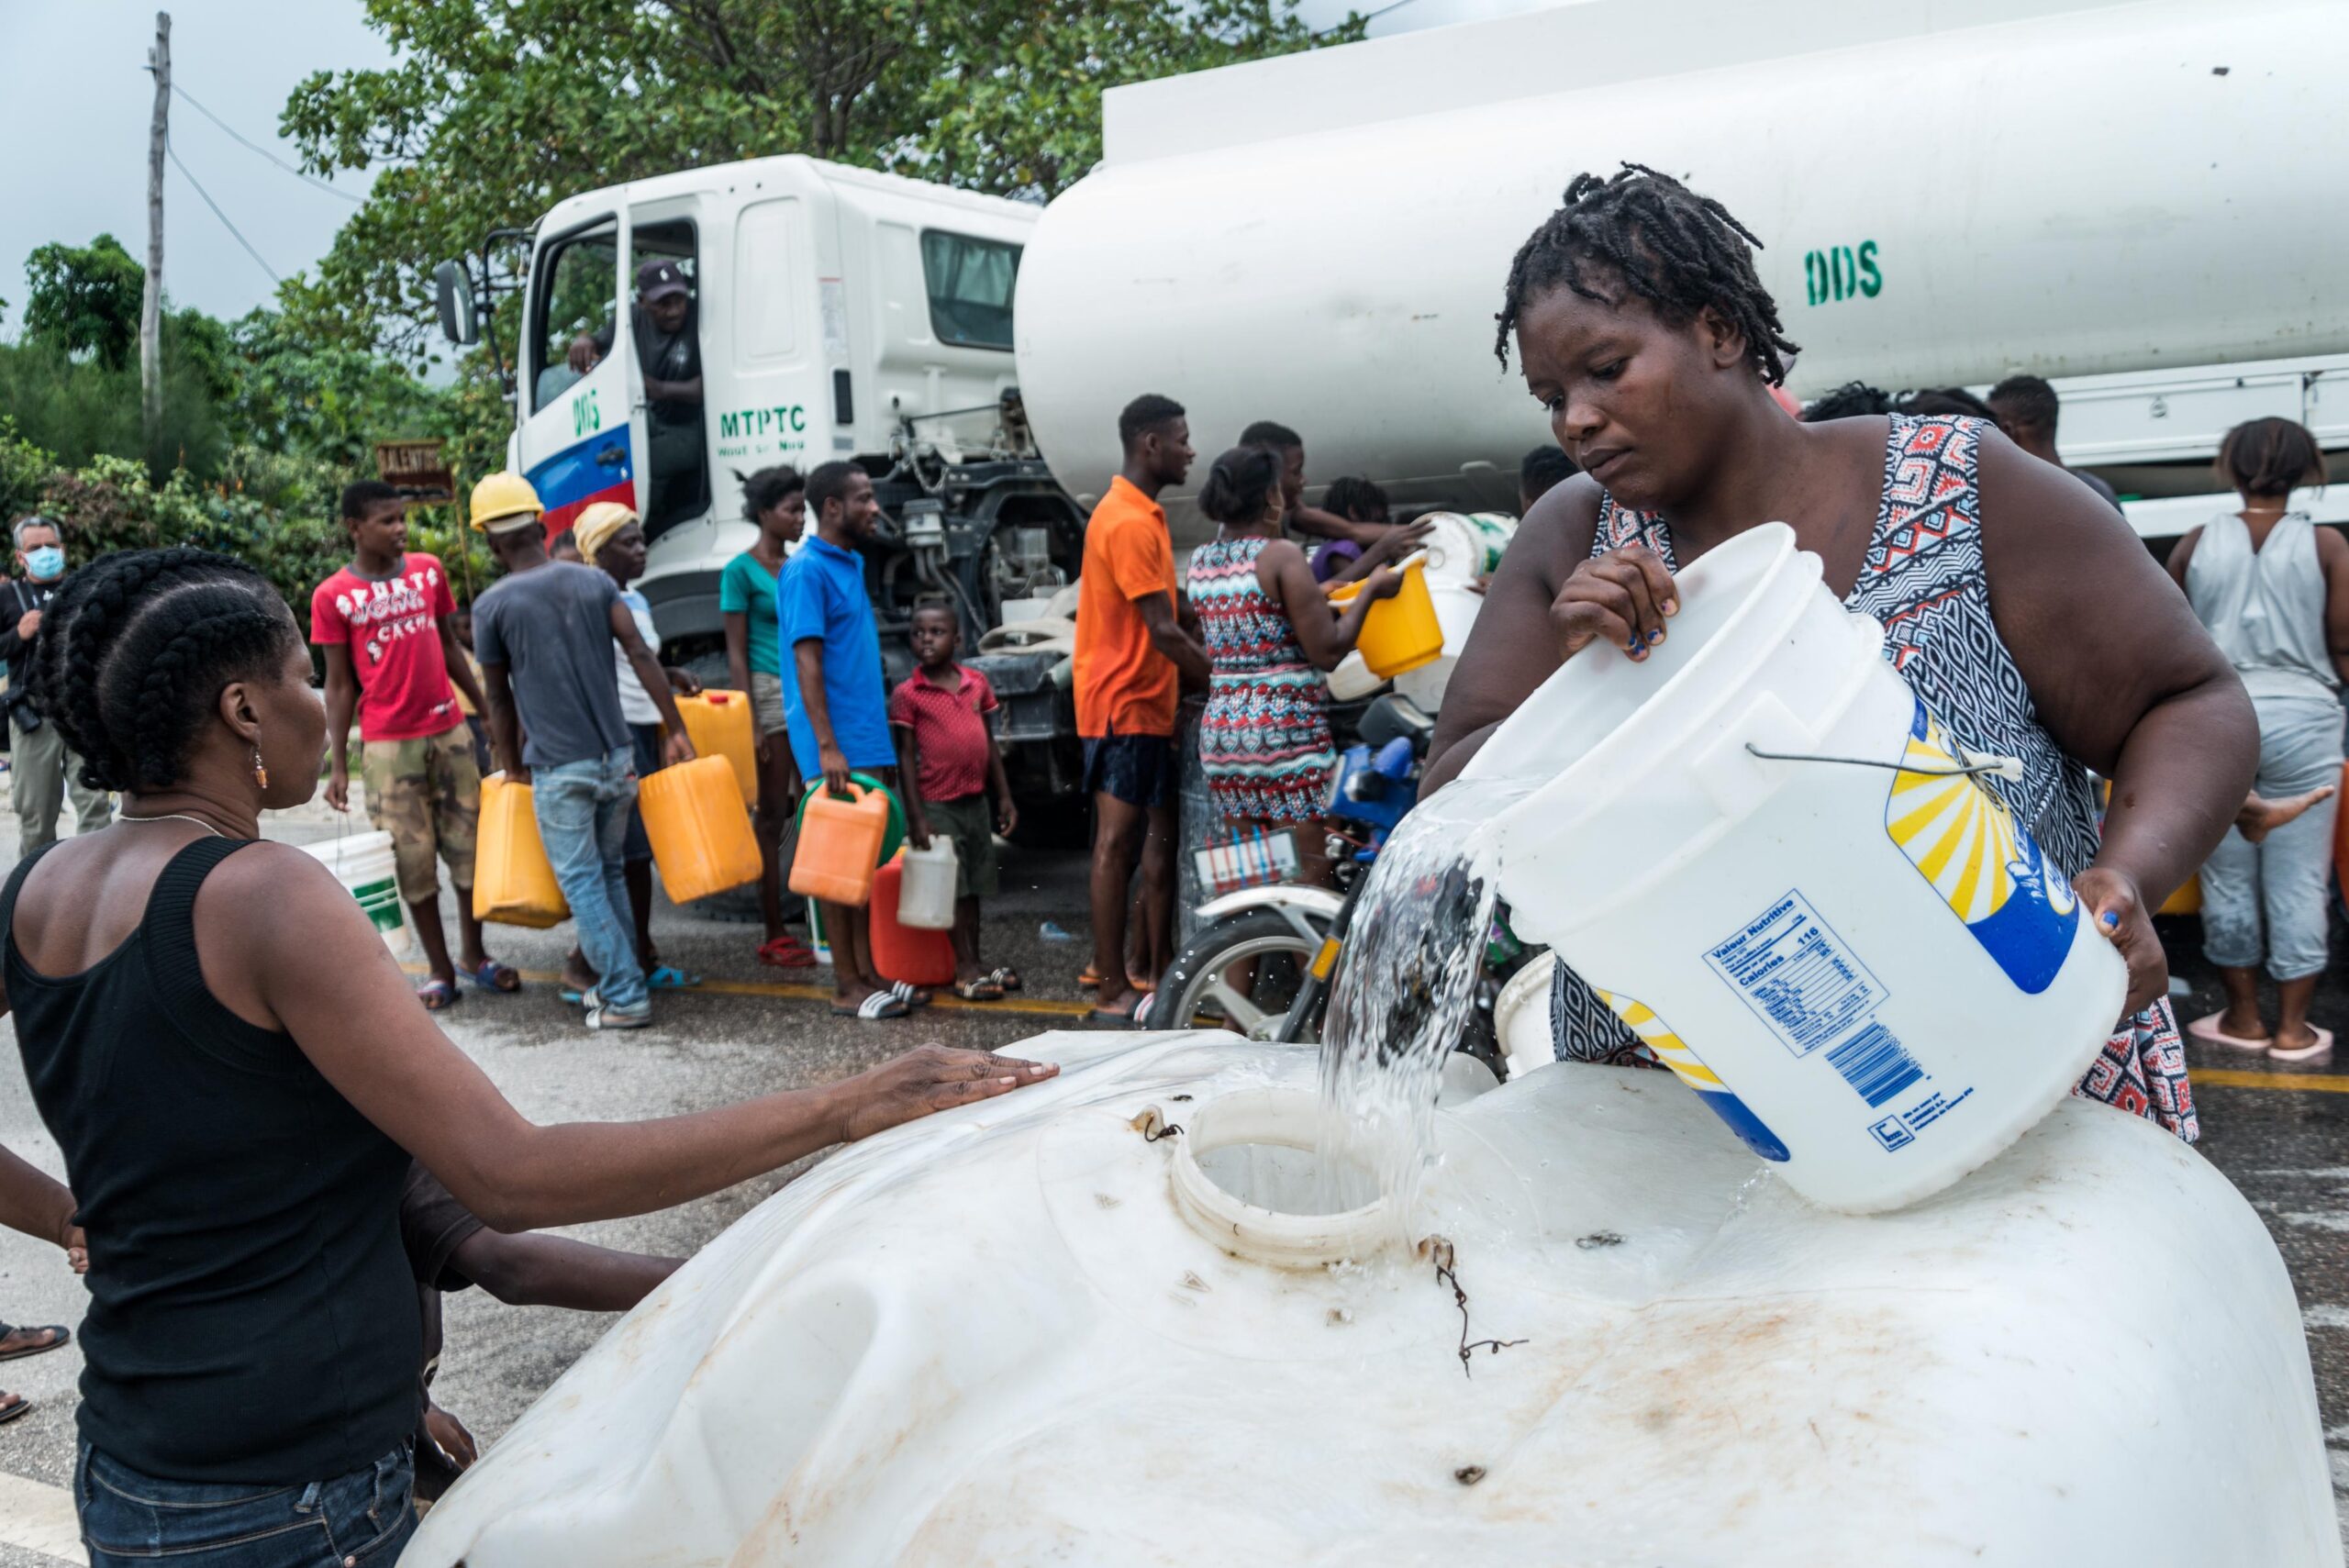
920;230;1019;350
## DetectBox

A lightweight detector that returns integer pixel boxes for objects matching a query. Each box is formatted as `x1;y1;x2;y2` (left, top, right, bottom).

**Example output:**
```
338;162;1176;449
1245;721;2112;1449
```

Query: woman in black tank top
0;548;1056;1568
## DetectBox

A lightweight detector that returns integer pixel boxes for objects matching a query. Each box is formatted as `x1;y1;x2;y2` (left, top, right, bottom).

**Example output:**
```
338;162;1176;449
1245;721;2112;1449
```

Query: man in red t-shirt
311;481;514;1009
889;605;1019;998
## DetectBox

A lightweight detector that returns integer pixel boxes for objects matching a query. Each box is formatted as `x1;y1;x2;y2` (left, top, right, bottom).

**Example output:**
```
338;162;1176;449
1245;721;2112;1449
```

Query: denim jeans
76;1442;415;1567
2199;689;2345;981
533;747;649;1011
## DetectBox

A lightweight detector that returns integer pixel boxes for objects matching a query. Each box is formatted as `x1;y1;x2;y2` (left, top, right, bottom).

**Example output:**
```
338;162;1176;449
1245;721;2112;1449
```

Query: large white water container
1414;511;1517;585
1463;523;2126;1213
896;835;959;930
301;829;412;953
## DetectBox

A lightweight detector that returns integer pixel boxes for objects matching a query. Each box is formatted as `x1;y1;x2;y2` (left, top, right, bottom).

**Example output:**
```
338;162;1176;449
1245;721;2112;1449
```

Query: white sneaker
582;989;652;1030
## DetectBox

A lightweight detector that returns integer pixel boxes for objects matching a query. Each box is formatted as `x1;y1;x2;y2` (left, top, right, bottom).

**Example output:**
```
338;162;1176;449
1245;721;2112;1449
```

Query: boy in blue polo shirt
781;462;909;1019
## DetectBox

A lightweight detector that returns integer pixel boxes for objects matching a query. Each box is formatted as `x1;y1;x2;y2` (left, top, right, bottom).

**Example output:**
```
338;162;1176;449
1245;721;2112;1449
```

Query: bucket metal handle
1742;742;2025;783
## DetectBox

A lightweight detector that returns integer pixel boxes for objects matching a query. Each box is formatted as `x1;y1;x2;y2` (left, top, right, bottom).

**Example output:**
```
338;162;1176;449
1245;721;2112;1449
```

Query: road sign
375;439;454;506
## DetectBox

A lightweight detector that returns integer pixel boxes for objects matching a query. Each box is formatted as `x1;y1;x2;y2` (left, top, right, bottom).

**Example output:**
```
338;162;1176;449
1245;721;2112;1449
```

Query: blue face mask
22;546;63;582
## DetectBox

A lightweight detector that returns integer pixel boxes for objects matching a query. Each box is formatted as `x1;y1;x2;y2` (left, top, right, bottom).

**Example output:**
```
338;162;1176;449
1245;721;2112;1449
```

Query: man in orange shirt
1075;394;1208;1022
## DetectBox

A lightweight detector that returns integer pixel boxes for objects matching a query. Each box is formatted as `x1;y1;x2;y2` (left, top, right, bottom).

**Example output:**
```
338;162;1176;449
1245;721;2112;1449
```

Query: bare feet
2237;784;2336;845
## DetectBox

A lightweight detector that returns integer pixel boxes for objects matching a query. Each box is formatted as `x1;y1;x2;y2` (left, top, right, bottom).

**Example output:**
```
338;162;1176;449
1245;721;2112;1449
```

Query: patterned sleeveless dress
1547;415;2197;1141
1190;535;1338;826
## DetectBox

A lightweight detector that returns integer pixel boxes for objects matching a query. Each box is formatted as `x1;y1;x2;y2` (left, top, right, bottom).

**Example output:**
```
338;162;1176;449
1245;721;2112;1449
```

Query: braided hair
1494;163;1798;386
29;548;302;794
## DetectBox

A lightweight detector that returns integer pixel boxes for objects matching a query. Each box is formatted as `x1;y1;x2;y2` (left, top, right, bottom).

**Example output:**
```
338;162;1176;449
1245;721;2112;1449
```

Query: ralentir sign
374;439;455;505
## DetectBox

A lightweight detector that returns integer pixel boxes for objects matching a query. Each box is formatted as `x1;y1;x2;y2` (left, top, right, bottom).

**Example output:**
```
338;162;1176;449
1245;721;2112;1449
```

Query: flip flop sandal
758;936;818;969
0;1324;71;1362
1128;975;1157;996
887;980;933;1009
456;959;522;994
417;978;461;1013
1077;964;1103;990
985;967;1023;993
647;965;704;991
2186;1011;2271;1052
1088;995;1144;1025
952;979;1006;1001
455;960;520;994
834;991;910;1020
2271;1026;2335;1063
0;1394;28;1426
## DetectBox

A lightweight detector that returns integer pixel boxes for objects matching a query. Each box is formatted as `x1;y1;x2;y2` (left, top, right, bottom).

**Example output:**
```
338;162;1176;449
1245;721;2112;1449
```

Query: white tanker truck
433;0;2348;801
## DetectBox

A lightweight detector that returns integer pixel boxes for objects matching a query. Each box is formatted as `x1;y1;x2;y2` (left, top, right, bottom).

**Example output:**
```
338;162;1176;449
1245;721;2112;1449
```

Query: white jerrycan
1464;523;2126;1213
897;835;959;930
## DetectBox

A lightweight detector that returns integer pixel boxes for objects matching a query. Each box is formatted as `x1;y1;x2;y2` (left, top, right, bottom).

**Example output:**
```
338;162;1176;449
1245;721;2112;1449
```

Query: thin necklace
117;812;226;838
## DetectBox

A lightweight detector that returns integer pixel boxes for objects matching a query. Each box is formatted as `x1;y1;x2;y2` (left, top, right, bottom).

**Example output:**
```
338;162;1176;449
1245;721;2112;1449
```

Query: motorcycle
1149;694;1522;1080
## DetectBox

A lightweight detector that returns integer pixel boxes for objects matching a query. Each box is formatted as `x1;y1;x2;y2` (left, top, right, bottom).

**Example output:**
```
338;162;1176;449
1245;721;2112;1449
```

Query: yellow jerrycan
473;773;569;928
638;755;763;903
675;691;759;807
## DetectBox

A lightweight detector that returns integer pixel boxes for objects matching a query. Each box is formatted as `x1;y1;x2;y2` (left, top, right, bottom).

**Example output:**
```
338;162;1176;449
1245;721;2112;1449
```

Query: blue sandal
647;964;703;991
457;959;522;994
417;978;460;1012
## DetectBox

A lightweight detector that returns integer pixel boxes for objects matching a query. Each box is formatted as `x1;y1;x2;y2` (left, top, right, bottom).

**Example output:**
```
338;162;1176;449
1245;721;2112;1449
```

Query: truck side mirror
433;260;481;346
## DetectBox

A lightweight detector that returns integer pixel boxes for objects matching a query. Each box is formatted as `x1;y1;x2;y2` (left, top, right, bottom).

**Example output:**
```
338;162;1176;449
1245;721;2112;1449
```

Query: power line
165;140;282;285
170;82;363;205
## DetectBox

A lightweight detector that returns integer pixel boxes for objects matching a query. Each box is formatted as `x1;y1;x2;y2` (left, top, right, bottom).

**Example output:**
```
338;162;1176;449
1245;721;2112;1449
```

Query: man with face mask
0;517;113;861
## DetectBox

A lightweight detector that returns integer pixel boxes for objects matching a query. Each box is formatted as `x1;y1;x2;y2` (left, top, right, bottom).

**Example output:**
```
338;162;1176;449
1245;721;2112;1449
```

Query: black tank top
4;837;418;1483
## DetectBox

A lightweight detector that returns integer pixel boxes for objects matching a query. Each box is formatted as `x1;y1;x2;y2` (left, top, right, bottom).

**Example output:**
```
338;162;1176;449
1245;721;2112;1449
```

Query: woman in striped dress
1427;166;2254;1142
1190;445;1401;883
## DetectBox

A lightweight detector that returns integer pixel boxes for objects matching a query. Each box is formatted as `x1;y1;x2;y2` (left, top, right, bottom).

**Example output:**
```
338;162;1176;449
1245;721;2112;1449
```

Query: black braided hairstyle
1494;163;1799;386
29;547;303;794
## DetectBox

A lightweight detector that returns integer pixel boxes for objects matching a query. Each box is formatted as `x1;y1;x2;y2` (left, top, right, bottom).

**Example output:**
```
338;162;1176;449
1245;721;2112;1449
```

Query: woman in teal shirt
721;466;811;964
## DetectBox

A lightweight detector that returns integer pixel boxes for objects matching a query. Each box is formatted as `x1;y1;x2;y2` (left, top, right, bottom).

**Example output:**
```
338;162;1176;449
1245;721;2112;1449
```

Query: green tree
23;234;146;369
282;0;1359;360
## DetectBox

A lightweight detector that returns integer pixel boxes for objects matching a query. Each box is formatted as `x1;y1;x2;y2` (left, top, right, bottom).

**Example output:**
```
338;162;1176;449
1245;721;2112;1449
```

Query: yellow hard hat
469;472;544;533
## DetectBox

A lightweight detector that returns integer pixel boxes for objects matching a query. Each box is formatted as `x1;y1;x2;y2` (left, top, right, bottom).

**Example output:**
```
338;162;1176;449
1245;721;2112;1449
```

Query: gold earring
251;748;269;789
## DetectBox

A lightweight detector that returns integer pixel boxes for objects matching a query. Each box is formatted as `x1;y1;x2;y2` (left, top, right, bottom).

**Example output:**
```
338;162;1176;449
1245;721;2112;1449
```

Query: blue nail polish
2100;911;2121;928
1647;628;1664;645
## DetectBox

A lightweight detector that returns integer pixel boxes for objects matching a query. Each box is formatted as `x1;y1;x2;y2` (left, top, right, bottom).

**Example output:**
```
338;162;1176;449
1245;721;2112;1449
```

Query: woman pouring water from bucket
1426;165;2255;1149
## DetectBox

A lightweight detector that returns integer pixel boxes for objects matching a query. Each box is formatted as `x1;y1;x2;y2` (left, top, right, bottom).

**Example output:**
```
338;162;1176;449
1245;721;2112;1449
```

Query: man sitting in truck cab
569;258;707;533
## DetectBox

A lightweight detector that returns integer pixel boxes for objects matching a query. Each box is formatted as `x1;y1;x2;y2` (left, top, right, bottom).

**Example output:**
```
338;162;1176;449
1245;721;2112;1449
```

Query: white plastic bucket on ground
1464;522;2126;1213
301;829;411;953
1389;578;1486;714
897;836;958;929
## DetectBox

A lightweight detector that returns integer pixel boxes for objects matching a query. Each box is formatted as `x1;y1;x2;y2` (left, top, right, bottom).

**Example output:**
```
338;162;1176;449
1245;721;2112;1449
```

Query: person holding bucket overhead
782;462;917;1020
0;543;1058;1562
573;500;706;992
1427;164;2254;1142
1189;445;1402;887
2165;417;2346;1062
470;473;696;1031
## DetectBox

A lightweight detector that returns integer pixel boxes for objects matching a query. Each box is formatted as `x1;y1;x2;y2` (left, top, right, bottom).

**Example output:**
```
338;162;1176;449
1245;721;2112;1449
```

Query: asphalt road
0;802;2343;1561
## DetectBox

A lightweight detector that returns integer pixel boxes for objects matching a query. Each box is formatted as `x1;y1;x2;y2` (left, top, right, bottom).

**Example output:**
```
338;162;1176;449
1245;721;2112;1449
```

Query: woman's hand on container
835;1045;1059;1142
1548;542;1677;661
1359;520;1432;568
2073;866;2165;1018
1359;565;1405;603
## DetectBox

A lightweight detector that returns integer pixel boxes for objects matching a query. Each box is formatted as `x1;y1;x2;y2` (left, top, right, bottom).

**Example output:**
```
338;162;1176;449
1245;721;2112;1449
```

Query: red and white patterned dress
1190;536;1338;827
1548;415;2197;1141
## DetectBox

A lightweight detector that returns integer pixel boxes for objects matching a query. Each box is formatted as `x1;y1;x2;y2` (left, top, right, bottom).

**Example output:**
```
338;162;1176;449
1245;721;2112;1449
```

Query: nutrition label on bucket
1705;890;1887;1057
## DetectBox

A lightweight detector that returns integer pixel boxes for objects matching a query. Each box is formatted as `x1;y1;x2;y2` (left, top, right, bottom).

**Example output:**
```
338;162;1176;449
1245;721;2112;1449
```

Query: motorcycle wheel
1150;907;1331;1043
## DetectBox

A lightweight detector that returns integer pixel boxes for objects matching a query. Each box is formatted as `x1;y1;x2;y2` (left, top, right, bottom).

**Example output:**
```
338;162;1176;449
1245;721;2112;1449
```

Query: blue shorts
1083;730;1177;811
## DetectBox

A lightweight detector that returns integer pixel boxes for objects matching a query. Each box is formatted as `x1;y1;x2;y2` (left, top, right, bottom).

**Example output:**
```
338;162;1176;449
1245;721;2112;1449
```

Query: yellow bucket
1330;556;1443;678
473;773;570;929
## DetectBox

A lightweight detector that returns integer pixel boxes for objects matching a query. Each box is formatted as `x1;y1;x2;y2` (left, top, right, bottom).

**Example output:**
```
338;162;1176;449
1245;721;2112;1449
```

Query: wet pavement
0;807;2343;1559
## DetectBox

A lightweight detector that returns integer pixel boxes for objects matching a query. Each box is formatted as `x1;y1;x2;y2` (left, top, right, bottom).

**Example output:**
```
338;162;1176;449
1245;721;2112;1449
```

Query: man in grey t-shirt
472;478;694;1029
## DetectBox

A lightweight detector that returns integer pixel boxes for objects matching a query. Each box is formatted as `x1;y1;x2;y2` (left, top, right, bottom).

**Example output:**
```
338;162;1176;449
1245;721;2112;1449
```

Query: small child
888;604;1019;999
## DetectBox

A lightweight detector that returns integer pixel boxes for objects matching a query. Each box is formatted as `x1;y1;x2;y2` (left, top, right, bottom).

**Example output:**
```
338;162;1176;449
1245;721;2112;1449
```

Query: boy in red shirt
889;605;1019;999
312;481;517;1009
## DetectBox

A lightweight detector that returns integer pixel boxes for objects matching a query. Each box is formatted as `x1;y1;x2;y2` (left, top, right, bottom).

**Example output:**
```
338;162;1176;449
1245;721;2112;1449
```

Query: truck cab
459;156;1092;800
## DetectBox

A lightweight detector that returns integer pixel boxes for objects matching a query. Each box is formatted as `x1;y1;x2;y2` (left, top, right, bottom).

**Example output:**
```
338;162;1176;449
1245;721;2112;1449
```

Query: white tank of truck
1011;0;2349;534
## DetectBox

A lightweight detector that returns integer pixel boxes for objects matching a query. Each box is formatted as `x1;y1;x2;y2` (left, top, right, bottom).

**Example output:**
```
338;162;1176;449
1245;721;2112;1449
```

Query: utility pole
141;11;171;447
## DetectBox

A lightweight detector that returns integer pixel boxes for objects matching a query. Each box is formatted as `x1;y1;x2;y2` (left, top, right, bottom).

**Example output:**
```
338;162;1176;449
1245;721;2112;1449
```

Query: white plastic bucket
302;829;412;954
1464;523;2126;1213
897;837;959;930
1414;511;1504;584
1325;651;1387;702
1389;579;1486;714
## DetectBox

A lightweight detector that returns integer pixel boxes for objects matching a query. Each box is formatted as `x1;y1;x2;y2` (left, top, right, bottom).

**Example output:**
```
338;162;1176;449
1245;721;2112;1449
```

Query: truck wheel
1152;908;1329;1042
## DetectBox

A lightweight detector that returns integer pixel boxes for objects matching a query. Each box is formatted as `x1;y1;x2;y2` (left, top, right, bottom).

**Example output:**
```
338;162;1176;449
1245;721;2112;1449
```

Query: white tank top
2184;510;2338;702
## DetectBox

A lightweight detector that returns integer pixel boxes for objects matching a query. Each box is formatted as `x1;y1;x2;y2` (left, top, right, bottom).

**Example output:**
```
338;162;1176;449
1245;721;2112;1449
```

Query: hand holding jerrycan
790;778;894;906
1465;524;2126;1213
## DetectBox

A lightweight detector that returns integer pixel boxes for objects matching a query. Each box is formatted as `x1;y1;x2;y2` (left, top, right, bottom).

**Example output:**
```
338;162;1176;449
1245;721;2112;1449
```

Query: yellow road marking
405;964;1097;1019
2192;1068;2349;1095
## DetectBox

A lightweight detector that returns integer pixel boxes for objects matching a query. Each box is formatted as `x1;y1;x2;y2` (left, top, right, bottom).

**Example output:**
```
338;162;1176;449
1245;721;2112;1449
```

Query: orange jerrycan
790;780;893;906
473;773;569;928
676;691;758;806
637;756;763;904
870;854;956;988
1328;553;1442;678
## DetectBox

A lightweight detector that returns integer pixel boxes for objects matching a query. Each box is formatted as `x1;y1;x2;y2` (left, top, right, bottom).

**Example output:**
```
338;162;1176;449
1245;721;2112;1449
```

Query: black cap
635;259;689;303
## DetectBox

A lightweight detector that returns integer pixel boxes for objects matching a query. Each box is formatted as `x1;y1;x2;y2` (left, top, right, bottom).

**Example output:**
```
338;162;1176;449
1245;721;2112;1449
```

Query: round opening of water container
1168;1089;1397;1269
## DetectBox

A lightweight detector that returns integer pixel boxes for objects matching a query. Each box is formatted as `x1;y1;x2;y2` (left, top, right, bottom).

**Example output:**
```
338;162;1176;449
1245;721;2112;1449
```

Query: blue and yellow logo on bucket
1883;699;2076;995
1598;991;1790;1162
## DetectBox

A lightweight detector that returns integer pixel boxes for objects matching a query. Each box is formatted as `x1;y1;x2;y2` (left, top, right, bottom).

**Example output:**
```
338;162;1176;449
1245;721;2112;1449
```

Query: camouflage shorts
362;724;482;904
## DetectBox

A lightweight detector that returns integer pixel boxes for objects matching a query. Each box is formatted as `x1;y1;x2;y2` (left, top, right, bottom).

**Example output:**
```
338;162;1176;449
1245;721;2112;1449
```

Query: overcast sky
0;0;1555;334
